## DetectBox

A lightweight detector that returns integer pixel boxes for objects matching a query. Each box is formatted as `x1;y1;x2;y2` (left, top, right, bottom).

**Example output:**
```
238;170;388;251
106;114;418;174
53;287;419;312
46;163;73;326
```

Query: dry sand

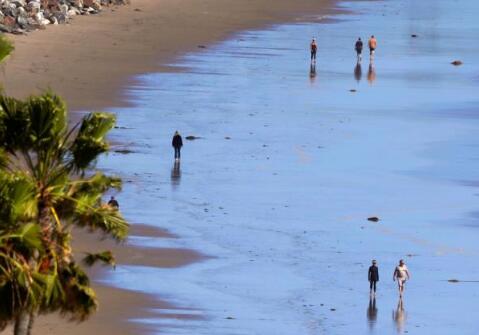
0;0;336;333
1;0;336;112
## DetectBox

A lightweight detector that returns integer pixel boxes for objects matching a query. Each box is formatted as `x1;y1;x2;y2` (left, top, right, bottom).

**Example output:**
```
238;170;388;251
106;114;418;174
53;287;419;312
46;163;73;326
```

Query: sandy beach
2;0;479;334
2;224;204;335
94;0;479;333
1;0;336;112
1;0;338;334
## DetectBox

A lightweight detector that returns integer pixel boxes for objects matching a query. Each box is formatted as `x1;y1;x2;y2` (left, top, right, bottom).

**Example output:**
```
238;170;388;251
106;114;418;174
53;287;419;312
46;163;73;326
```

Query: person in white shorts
393;259;410;297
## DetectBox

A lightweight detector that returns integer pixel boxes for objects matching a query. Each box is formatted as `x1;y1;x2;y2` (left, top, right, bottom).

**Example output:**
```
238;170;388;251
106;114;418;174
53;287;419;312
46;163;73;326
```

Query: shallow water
99;0;479;333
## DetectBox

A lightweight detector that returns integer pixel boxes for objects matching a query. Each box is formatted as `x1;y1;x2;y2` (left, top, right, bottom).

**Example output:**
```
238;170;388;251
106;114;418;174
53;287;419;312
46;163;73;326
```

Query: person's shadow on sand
367;296;378;330
368;62;376;85
171;160;181;188
354;62;362;82
392;297;406;333
309;63;317;84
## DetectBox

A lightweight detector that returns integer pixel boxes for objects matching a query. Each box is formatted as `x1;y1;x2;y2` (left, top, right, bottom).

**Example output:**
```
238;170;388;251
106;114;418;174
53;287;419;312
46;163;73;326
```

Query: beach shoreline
91;0;479;333
0;1;339;334
1;0;338;112
2;224;205;335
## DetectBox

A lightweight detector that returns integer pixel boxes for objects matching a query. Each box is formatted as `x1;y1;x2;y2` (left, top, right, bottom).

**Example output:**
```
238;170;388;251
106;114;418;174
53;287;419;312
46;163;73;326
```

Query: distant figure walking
355;37;363;62
172;131;183;160
368;35;377;58
310;38;317;62
393;259;410;297
368;260;379;295
107;196;119;210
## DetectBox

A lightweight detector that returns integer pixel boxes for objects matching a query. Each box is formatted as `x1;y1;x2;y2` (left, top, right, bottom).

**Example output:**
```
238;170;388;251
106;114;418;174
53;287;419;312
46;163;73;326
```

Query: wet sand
2;224;204;335
0;1;340;334
2;0;479;334
97;0;479;333
1;0;336;112
58;225;205;334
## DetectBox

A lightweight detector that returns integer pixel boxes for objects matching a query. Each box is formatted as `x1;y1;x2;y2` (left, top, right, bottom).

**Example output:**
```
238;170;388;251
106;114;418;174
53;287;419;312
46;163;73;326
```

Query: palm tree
0;34;13;63
0;92;129;335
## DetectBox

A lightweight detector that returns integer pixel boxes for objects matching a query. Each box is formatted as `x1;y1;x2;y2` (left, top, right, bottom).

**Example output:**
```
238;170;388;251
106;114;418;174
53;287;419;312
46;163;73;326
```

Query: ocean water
99;0;479;333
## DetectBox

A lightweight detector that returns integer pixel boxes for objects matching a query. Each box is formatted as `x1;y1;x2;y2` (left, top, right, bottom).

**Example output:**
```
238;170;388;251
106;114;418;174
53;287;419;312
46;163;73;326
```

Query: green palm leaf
70;113;116;171
82;251;116;268
0;92;130;331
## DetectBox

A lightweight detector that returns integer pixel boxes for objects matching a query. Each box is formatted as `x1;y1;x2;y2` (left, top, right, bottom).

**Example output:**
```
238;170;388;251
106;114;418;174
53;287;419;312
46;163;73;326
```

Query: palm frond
59;263;97;320
31;272;64;306
0;92;130;327
0;95;28;153
0;149;8;170
69;113;116;171
82;251;115;268
73;202;129;241
0;35;13;63
12;223;43;252
25;92;67;153
0;173;37;228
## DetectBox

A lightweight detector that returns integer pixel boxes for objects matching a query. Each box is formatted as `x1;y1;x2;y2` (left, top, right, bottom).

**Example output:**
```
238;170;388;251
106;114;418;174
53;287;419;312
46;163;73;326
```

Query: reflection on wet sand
354;62;362;82
171;160;181;187
309;63;317;84
392;298;406;333
367;296;378;331
367;62;376;85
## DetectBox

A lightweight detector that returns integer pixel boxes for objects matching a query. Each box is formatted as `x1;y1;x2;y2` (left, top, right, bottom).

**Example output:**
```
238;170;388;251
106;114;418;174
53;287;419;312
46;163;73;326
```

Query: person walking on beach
355;37;363;62
368;259;379;295
310;38;318;63
107;196;119;210
393;259;410;297
172;131;183;161
368;35;377;59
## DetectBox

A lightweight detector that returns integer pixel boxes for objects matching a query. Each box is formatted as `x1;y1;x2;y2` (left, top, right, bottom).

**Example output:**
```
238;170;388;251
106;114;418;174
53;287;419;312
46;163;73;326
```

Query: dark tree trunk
27;310;35;335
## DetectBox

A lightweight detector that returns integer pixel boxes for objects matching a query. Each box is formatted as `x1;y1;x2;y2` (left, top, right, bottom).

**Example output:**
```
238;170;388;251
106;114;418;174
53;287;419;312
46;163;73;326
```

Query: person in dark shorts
355;37;363;62
107;196;119;210
172;131;183;160
368;259;379;295
310;38;317;62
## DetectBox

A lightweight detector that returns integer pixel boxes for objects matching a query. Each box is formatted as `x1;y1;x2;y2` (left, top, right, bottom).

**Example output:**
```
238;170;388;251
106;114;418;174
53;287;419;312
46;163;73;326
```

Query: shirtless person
368;35;377;58
393;259;410;297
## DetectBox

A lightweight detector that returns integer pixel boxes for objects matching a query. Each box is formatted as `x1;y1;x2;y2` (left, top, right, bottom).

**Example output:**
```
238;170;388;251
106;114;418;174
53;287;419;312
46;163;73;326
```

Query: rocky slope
0;0;127;33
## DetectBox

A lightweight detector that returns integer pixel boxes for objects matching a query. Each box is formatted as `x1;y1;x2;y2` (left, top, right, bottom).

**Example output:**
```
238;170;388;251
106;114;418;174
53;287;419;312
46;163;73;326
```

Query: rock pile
0;0;128;34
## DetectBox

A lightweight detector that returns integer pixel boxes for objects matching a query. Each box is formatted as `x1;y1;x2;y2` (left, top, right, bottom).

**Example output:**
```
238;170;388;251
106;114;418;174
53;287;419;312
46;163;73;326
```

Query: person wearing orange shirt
368;35;377;57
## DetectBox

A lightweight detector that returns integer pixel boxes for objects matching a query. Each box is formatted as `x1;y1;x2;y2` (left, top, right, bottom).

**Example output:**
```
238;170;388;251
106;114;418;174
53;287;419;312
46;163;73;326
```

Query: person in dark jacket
107;196;119;210
355;37;363;62
368;259;379;294
172;131;183;160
